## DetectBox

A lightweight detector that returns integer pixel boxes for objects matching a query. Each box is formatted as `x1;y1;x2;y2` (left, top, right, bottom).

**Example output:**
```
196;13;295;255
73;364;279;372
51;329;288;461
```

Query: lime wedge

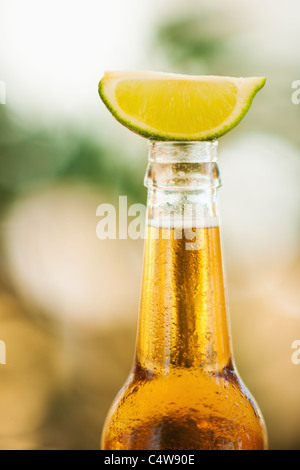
98;71;266;141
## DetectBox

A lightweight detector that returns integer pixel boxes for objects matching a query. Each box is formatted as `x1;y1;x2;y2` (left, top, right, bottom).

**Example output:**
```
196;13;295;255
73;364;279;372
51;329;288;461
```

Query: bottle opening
148;140;218;163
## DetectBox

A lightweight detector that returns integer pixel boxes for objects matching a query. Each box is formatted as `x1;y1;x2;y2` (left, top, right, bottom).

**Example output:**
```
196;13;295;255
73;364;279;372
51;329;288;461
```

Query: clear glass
101;141;268;450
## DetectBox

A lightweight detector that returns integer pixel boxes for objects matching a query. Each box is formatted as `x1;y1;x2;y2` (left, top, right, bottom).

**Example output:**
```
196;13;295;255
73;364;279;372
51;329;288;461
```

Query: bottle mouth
145;140;221;190
148;140;218;163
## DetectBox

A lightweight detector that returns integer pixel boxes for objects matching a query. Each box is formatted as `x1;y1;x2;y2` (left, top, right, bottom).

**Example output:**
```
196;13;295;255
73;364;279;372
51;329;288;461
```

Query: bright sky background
0;0;300;131
0;0;163;129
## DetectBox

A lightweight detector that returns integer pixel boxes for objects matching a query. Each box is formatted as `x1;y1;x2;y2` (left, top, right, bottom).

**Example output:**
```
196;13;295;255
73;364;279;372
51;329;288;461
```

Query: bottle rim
147;140;218;163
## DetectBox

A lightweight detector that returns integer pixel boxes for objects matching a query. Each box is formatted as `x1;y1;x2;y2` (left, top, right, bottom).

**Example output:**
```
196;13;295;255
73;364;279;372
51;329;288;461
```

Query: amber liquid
101;225;268;450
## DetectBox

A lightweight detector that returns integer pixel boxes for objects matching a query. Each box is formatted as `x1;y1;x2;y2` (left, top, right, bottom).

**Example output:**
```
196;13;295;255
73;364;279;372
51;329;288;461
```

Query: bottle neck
145;140;221;231
135;141;232;376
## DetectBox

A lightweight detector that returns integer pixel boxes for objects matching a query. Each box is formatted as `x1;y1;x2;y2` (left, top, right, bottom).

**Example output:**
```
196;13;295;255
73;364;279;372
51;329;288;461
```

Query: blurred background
0;0;299;450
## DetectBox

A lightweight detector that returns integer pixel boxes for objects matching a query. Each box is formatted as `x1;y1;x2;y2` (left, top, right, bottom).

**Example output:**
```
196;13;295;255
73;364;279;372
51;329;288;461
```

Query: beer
101;141;268;450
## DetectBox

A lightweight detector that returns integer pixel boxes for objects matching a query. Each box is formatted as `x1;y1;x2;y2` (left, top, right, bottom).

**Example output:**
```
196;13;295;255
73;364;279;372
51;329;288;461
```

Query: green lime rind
98;76;266;141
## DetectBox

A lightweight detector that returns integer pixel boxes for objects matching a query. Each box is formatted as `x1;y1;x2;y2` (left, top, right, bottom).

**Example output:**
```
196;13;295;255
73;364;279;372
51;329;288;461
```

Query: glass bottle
101;141;268;450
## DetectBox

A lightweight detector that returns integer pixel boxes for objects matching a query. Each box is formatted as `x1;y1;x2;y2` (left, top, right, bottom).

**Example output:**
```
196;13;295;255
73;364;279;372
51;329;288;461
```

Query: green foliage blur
0;107;145;215
151;11;300;147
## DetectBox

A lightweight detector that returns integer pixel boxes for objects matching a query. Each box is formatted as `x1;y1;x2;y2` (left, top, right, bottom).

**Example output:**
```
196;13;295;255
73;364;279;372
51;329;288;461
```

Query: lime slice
98;71;266;141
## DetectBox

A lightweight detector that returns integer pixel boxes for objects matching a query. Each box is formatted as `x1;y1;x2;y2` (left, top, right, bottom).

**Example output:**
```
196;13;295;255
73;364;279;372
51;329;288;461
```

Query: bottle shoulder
102;366;268;450
114;365;261;415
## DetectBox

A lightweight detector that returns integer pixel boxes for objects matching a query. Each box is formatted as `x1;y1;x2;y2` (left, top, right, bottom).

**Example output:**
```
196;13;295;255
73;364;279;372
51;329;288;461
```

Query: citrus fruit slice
98;71;266;141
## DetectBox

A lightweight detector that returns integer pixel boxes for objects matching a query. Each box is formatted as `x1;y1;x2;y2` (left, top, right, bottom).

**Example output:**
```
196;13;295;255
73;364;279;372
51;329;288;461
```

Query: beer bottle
101;141;268;450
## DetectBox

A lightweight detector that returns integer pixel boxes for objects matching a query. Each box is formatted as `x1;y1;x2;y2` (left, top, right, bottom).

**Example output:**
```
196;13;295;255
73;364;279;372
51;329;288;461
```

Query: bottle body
101;142;267;450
